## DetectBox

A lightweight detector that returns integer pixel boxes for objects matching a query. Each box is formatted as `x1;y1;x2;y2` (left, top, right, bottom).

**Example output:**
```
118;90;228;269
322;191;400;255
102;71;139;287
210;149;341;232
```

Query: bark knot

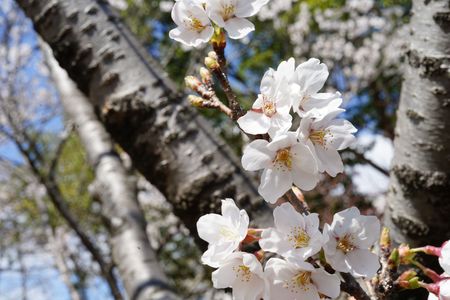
393;164;450;193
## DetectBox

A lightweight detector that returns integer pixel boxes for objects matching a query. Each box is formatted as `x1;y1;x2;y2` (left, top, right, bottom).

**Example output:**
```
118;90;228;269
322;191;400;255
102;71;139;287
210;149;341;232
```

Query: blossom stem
411;260;441;282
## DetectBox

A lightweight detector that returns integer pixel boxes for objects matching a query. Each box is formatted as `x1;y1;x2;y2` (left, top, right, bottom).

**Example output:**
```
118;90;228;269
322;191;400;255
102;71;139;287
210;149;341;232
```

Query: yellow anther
233;265;252;282
288;226;310;249
310;130;327;146
337;235;356;254
274;148;292;170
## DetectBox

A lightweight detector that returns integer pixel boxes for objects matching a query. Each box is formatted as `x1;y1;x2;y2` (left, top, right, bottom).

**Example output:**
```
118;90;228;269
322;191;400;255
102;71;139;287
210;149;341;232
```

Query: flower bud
380;227;391;250
208;51;218;60
188;95;205;107
199;67;212;84
398;270;417;282
211;29;226;49
388;248;400;269
185;76;202;91
205;57;220;70
398;277;421;290
399;244;416;264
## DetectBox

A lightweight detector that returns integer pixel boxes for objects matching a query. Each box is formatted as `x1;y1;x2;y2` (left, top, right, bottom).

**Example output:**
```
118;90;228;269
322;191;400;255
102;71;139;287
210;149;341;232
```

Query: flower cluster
197;200;380;299
169;0;269;47
239;58;357;204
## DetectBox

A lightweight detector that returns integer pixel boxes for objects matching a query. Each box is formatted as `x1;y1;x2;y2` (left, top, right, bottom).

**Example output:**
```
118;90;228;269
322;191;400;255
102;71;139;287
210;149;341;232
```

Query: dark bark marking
85;5;99;15
406;49;450;76
406;109;425;123
81;22;97;36
434;11;450;32
393;164;450;192
391;213;430;238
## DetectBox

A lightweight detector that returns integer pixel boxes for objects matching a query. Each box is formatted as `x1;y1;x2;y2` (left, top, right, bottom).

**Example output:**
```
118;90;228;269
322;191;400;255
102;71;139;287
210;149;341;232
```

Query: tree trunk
15;0;272;241
385;0;450;246
45;43;179;300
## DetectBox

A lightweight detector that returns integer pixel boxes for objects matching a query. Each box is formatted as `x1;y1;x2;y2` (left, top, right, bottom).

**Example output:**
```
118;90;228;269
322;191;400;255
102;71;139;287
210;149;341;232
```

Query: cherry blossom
440;242;450;274
241;132;319;203
291;58;341;117
428;243;450;299
211;252;267;300
259;203;323;260
298;106;357;177
237;58;295;137
169;0;214;47
197;199;249;267
428;279;450;300
323;207;380;278
207;0;270;39
265;257;340;299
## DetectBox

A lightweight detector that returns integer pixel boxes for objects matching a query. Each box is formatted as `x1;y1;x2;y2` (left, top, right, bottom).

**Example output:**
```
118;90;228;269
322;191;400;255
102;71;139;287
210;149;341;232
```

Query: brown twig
279;187;310;215
375;228;397;299
341;272;372;300
210;66;244;121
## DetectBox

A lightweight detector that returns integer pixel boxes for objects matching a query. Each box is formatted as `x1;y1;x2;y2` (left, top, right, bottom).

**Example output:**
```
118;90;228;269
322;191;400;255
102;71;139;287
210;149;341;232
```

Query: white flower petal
266;132;297;152
295;58;329;96
328;119;358;150
197;214;230;243
211;256;240;288
237;111;272;135
236;0;269;18
260;69;275;94
311;269;341;298
440;280;450;300
291;145;319;191
345;249;380;278
273;202;306;232
440;242;450;275
315;145;344;177
259;228;292;254
202;242;238;267
302;92;342;113
428;293;439;300
258;168;293;203
208;11;226;27
224;18;255;39
264;258;297;284
353;215;381;249
241;139;272;171
331;207;361;237
276;57;296;81
325;245;350;273
268;113;292;138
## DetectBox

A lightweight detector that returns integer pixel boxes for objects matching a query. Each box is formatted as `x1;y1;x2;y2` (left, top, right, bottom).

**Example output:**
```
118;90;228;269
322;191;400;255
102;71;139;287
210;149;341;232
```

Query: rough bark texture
385;0;450;246
46;45;179;300
16;0;271;241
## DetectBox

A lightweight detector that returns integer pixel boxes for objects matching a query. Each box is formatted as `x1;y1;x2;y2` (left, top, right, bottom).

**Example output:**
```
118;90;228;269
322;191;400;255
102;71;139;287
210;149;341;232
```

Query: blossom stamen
222;4;236;21
284;271;312;293
262;98;277;117
337;234;356;254
274;147;292;170
184;16;205;32
287;226;310;249
233;265;252;282
310;130;329;146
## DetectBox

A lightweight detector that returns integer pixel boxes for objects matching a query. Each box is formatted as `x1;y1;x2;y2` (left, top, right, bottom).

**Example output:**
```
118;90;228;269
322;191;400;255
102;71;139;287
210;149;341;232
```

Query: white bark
385;0;450;246
44;44;179;300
